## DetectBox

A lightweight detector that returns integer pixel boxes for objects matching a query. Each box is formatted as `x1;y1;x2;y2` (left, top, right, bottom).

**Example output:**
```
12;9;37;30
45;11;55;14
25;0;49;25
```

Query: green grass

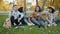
0;15;60;34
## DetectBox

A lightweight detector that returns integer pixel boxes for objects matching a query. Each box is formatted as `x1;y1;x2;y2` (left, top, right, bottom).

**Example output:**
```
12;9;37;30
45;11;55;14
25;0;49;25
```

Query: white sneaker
14;23;16;26
15;26;18;29
28;23;33;26
29;22;35;25
48;24;51;27
53;23;57;26
19;22;22;25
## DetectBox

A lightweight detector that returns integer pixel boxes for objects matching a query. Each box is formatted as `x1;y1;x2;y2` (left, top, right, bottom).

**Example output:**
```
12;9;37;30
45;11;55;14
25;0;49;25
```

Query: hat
48;6;55;10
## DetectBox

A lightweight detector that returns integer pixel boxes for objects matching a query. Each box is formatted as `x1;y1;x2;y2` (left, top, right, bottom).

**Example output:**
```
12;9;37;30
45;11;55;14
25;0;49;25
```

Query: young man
9;5;24;28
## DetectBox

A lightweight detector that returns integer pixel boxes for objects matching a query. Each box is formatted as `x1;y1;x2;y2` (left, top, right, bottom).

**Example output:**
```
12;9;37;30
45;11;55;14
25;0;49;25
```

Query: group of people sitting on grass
9;5;60;28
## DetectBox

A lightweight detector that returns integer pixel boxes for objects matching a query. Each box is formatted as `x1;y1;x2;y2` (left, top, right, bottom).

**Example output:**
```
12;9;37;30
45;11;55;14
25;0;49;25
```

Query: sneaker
48;24;51;27
54;24;57;26
15;26;18;29
19;22;22;26
28;23;33;26
31;23;35;25
14;23;16;26
27;22;35;26
53;23;57;26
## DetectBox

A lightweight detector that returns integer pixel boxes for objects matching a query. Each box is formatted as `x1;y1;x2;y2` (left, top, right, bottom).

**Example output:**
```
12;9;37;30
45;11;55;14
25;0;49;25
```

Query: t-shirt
9;10;24;19
46;12;56;22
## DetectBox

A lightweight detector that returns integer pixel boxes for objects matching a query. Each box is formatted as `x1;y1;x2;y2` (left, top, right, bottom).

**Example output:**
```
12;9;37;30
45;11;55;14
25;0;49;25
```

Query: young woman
9;5;24;28
46;6;57;26
30;6;45;28
18;7;34;26
18;7;27;25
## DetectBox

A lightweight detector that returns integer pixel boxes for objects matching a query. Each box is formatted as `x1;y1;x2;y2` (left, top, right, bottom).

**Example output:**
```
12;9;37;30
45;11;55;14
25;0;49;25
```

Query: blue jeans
31;18;45;26
24;17;30;24
55;20;60;24
45;19;60;24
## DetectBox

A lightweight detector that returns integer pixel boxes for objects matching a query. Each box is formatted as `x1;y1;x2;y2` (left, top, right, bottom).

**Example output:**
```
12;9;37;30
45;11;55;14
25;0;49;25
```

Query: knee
19;15;21;18
10;16;14;20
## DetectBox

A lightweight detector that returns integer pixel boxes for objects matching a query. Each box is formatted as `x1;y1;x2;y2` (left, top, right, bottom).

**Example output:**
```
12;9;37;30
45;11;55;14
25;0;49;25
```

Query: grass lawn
0;15;60;34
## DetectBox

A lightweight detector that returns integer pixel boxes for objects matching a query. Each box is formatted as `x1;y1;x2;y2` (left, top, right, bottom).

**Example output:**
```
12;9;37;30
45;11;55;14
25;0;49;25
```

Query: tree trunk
36;0;38;6
42;0;47;10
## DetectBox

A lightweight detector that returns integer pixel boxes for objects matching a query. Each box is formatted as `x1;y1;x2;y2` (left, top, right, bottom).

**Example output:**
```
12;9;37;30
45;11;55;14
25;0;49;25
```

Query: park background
0;0;60;34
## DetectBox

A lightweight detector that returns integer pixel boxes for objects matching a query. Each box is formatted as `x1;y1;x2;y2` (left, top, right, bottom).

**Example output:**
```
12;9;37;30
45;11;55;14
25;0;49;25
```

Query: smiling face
48;8;52;13
36;7;40;12
13;6;18;11
35;6;41;12
35;6;40;12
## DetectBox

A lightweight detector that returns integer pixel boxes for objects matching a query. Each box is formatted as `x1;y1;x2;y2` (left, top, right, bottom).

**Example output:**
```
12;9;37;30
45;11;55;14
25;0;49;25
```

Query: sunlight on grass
0;15;60;34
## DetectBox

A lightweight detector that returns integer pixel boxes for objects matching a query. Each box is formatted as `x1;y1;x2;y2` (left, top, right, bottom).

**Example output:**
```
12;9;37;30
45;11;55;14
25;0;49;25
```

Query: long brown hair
35;6;42;12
